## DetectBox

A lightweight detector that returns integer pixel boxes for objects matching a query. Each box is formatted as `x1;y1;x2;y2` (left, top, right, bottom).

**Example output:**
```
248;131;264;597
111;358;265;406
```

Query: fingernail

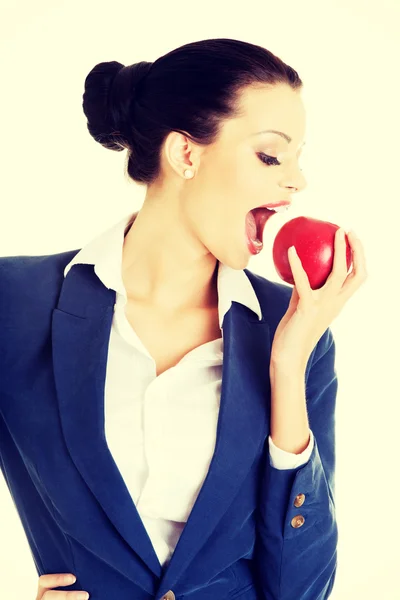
65;575;76;583
348;229;357;239
338;228;345;240
77;594;89;600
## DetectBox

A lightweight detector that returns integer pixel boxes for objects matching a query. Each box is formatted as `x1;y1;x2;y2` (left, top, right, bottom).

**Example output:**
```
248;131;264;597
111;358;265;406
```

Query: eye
257;152;281;166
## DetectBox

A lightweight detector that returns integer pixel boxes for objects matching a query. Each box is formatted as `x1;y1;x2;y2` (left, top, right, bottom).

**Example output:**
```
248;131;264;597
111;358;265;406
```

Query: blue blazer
0;250;338;600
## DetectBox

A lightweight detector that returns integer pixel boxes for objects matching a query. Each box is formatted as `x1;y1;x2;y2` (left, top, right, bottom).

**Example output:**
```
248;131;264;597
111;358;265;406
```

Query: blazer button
291;515;305;528
161;591;175;600
294;493;305;507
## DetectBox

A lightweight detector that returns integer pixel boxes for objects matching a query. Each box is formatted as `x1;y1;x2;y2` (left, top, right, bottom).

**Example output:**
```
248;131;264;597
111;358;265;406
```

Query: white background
0;0;399;598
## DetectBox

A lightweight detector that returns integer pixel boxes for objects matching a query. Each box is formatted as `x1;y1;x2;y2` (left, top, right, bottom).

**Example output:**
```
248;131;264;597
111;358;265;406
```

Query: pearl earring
184;169;194;179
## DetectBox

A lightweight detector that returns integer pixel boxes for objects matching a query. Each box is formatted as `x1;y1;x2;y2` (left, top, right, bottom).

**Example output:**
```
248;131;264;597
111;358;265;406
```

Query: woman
0;37;366;600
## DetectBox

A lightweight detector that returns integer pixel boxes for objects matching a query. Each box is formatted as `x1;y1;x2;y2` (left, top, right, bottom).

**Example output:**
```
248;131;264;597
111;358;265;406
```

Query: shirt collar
63;211;263;329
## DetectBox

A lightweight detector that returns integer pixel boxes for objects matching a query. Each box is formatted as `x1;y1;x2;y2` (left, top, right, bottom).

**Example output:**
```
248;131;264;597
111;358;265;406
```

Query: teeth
266;205;290;213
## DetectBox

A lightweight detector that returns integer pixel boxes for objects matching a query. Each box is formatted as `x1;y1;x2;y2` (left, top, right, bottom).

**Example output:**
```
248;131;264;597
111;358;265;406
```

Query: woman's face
164;83;308;271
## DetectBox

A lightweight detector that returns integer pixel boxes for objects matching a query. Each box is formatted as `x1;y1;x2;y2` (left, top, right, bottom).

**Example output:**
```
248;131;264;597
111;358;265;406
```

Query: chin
222;253;251;271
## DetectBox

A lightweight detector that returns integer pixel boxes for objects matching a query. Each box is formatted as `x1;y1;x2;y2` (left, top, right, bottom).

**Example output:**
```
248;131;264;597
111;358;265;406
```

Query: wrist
270;356;307;377
269;363;310;454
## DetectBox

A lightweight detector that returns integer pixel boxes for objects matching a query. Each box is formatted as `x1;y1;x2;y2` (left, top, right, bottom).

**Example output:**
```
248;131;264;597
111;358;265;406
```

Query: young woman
1;37;366;600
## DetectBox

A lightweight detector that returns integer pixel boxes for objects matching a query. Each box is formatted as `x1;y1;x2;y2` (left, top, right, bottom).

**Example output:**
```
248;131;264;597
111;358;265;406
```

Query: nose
284;169;307;195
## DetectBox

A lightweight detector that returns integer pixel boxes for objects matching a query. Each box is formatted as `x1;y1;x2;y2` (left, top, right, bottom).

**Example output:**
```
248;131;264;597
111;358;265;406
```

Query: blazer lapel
52;263;273;589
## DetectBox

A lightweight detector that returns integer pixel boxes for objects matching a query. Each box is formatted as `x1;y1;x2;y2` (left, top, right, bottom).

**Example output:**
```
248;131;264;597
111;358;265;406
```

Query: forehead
226;83;306;148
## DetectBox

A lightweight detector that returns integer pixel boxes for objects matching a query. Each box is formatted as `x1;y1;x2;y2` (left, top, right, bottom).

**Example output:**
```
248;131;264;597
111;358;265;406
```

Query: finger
38;574;76;591
41;592;89;600
336;228;351;278
340;231;368;299
289;283;300;306
288;246;312;302
286;283;300;317
324;228;349;292
36;573;89;600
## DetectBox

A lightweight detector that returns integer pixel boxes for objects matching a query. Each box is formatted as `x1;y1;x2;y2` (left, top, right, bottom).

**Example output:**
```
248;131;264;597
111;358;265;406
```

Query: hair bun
82;60;152;151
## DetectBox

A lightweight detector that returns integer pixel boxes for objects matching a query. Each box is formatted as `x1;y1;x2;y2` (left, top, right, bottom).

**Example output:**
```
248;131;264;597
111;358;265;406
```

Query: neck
121;207;219;313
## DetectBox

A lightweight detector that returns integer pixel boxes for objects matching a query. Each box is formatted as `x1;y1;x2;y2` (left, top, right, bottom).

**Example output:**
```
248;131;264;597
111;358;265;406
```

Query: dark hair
82;38;303;185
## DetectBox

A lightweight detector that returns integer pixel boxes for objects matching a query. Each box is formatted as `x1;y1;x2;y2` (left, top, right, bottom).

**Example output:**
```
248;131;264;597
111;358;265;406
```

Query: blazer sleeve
254;327;338;600
0;410;77;583
268;428;315;469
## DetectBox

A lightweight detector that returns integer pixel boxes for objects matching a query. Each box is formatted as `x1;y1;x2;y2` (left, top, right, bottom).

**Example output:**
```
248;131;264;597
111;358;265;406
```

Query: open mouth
245;207;276;251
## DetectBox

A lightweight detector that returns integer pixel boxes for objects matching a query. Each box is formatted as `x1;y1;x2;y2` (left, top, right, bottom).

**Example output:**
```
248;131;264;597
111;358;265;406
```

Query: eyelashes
257;152;304;172
257;152;281;166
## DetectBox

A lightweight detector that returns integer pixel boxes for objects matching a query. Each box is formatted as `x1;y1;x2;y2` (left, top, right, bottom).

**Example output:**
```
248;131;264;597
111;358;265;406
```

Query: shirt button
291;515;305;528
294;493;306;507
161;591;175;600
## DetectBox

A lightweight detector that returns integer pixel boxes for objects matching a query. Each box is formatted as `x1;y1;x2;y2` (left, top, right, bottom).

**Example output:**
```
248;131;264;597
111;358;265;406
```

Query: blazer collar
63;211;263;329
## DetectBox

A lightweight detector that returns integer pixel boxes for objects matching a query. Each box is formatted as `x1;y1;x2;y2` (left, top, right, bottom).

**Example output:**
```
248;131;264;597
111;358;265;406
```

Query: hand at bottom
36;573;89;600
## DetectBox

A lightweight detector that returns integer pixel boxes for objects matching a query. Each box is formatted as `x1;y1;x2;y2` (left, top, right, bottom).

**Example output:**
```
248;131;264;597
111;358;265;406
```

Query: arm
255;327;338;599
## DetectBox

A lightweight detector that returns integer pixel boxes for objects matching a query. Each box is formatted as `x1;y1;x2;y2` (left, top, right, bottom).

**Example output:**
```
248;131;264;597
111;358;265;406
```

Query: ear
163;130;200;177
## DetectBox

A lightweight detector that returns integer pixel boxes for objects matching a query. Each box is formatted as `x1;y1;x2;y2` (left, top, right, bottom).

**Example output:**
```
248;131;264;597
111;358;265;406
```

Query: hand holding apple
272;216;353;290
269;221;368;370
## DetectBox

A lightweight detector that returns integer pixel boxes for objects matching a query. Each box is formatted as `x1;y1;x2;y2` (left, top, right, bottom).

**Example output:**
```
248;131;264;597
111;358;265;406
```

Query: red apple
272;216;353;290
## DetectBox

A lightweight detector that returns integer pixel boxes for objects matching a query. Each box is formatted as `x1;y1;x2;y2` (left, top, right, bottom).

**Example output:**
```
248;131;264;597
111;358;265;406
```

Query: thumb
286;284;299;315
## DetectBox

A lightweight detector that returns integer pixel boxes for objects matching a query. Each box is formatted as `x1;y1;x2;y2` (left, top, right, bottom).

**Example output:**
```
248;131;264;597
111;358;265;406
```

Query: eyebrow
253;129;306;146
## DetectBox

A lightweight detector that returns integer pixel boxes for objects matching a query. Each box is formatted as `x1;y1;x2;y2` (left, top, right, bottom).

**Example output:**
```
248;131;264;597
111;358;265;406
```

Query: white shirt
63;211;314;567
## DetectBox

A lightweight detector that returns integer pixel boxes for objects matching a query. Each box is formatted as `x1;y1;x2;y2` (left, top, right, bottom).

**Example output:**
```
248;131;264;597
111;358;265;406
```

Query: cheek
194;194;239;248
232;151;268;196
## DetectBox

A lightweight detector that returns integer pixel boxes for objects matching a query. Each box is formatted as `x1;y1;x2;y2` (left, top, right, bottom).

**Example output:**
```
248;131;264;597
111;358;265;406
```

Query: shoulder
0;249;80;310
0;248;80;282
